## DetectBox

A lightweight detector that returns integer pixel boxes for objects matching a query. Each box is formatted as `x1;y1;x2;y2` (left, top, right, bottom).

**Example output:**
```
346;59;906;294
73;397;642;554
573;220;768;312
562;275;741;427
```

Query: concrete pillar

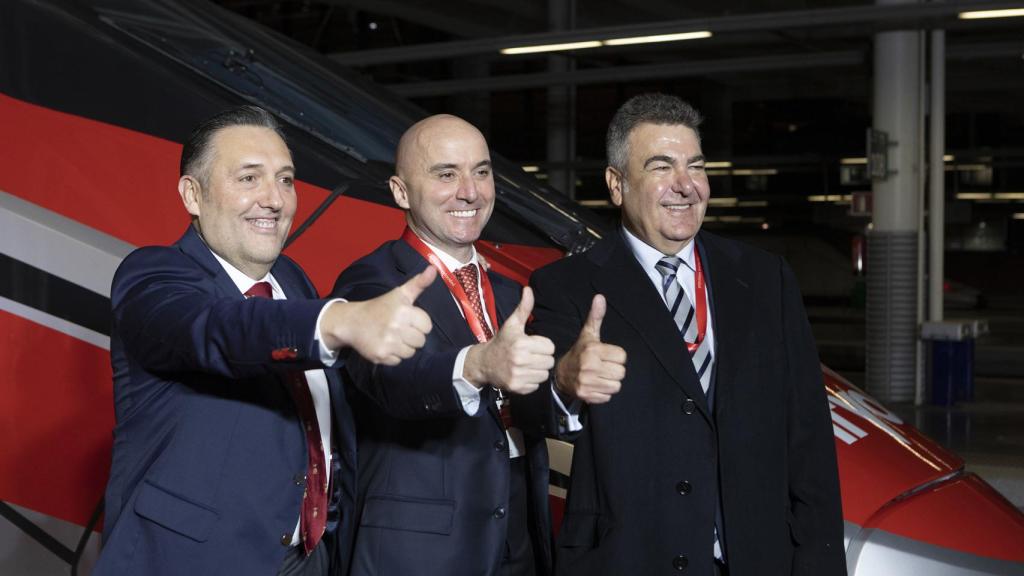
929;30;945;323
866;0;922;403
546;0;576;198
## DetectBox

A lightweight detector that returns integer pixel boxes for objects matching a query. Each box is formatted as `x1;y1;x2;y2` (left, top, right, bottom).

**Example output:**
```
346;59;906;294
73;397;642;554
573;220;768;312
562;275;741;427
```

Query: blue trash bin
922;321;976;406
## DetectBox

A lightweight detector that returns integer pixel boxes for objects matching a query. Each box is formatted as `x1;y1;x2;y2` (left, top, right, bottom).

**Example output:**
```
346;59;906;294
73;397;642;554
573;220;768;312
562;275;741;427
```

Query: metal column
546;0;577;198
866;0;922;403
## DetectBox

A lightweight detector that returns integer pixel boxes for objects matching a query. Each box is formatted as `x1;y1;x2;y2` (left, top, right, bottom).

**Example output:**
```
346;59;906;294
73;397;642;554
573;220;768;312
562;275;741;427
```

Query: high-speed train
1;1;1022;574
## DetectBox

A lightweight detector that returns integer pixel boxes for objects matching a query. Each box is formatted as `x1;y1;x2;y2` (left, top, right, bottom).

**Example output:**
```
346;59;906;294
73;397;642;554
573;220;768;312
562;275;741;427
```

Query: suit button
280;533;291;546
293;473;306;486
681;399;696;415
673;554;688;571
676;480;692;495
494;440;506;452
492;507;506;519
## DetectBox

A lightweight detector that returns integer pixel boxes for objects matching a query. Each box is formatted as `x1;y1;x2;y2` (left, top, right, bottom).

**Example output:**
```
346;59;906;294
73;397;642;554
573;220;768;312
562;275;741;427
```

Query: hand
554;294;626;404
464;287;555;395
322;267;436;365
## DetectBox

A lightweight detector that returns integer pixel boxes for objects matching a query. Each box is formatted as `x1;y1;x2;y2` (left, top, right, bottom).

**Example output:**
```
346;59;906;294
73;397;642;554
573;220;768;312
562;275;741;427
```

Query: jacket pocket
133;480;220;542
557;513;604;549
360;495;455;535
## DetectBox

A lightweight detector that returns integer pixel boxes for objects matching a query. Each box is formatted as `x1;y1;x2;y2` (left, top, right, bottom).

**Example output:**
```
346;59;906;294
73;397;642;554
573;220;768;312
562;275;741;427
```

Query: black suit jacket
331;239;552;576
529;230;845;576
96;226;357;576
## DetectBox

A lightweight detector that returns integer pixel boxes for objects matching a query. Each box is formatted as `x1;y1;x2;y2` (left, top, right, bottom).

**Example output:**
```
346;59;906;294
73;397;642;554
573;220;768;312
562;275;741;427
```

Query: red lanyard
401;227;498;343
687;247;707;354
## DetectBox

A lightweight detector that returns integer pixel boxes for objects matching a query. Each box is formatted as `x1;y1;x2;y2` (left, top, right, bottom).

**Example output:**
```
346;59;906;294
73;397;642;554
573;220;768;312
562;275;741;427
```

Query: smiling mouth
662;204;693;212
448;209;478;218
247;217;279;230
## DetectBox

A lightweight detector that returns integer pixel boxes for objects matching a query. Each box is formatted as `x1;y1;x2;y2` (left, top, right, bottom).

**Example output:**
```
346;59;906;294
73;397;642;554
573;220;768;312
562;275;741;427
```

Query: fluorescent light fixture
808;194;845;202
603;31;712;46
995;192;1024;200
943;154;955;162
705;161;732;169
706;169;731;176
709;197;738;207
521;165;539;173
1014;213;1024;220
720;215;742;223
959;8;1024;19
956;192;993;200
578;199;611;207
703;216;719;223
501;41;602;55
840;157;867;165
738;200;768;208
535;173;549;180
947;163;989;172
731;168;778;176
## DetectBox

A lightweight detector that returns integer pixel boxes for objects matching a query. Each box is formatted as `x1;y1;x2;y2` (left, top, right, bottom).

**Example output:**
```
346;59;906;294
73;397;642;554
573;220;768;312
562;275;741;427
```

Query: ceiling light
995;192;1024;200
521;165;539;173
705;161;732;169
603;31;712;46
943;154;954;162
578;199;611;207
738;200;768;207
501;41;602;55
840;157;867;165
709;197;738;206
956;192;993;200
732;168;778;176
958;8;1024;19
1013;213;1024;220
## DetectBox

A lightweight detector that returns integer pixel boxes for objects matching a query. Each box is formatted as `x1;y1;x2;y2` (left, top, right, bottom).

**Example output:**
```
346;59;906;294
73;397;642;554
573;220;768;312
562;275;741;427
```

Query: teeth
250;218;277;228
664;205;691;211
449;210;477;218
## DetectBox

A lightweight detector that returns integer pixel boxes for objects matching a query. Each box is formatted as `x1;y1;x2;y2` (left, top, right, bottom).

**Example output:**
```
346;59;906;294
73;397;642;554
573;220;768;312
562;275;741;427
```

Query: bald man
331;115;554;576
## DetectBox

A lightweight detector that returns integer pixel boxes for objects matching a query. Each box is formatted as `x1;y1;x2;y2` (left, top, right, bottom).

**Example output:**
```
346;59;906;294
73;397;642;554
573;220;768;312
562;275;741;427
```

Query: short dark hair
606;93;703;172
180;105;286;185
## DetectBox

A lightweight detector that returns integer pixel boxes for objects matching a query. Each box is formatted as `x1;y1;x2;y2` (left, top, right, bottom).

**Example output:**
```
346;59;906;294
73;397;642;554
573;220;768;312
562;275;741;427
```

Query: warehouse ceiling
215;0;1024;244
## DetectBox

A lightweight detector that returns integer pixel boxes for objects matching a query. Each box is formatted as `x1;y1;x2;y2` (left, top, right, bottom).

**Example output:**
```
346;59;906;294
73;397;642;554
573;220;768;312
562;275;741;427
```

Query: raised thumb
580;294;606;341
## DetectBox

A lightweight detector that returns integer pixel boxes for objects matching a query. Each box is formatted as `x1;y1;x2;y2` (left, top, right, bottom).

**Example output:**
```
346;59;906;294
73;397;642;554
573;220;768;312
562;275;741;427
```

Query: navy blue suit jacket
95;226;357;576
331;239;552;576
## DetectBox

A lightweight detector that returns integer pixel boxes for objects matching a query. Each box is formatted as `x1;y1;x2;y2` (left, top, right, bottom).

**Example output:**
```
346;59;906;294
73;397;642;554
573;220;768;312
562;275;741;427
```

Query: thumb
580;294;606;342
503;286;534;333
398;266;437;302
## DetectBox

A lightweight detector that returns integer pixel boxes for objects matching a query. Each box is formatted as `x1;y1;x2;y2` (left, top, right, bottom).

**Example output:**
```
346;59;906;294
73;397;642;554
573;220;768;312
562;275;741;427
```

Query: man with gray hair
529;93;845;575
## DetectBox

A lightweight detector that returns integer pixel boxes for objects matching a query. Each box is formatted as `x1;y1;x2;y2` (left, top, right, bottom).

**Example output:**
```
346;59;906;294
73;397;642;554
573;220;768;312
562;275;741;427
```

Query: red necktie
453;264;493;340
244;282;328;554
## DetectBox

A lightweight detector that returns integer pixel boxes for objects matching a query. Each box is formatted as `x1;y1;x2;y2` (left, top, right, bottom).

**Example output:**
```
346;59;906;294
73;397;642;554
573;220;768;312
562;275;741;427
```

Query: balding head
390;114;495;263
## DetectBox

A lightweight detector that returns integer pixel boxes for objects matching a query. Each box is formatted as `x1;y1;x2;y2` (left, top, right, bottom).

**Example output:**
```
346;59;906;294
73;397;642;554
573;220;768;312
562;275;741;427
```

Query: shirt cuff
315;298;346;365
452;346;483;416
552;385;583;433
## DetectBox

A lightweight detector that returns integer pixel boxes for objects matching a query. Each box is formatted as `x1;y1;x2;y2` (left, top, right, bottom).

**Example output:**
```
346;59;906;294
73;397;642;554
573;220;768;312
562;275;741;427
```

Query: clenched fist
321;266;436;366
464;287;556;395
554;294;626;404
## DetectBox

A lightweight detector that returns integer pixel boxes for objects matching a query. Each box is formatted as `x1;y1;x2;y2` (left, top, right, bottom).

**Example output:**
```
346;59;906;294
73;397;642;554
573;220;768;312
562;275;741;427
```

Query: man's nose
456;174;478;202
259;178;285;209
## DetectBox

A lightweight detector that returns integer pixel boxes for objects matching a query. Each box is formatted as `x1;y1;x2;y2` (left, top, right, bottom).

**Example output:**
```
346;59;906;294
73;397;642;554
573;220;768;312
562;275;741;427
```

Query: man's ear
178;176;201;217
389;175;410;209
606;167;625;207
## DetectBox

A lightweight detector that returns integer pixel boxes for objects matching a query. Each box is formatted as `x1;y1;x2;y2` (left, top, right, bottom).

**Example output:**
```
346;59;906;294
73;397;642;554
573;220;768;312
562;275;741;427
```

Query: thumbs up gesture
322;266;436;366
554;294;626;404
464;287;556;395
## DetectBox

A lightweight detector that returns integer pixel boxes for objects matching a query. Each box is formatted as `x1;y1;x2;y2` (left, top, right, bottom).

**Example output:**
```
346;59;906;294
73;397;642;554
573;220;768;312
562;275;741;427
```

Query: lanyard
687;246;707;355
401;227;498;343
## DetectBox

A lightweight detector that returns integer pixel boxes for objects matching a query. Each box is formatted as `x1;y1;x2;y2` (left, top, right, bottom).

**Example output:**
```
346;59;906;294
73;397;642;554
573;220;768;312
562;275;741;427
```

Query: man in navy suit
529;94;845;575
95;106;435;576
332;114;555;576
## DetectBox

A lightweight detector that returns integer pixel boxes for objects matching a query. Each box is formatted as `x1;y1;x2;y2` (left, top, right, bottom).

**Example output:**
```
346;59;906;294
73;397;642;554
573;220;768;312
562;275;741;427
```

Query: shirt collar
209;250;282;297
621;226;696;273
416;234;480;272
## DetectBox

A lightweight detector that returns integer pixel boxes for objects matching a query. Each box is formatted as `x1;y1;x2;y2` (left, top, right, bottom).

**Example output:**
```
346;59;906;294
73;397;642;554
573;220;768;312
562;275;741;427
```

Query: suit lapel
699;232;752;424
591;235;713;425
391;240;477;346
177;226;245;299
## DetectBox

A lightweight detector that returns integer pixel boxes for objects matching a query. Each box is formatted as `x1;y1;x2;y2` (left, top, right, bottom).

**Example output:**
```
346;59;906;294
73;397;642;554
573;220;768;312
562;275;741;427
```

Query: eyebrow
642;154;706;168
428;159;492;172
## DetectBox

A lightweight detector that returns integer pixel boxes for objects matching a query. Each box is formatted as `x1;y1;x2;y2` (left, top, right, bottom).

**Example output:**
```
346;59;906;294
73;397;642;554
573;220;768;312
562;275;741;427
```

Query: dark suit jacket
95;226;357;576
331;239;552;576
528;230;845;576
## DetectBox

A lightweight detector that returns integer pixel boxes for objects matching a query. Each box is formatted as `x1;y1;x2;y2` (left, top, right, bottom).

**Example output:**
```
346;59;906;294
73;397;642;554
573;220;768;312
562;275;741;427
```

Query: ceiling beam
330;1;1023;66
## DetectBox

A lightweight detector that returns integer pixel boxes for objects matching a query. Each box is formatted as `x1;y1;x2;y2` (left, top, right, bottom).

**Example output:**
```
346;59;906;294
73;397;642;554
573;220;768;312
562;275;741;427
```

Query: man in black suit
332;114;555;576
529;94;846;576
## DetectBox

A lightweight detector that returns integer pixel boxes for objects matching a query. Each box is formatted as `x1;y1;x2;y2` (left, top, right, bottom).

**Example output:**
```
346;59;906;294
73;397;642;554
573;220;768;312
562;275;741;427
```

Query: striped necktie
654;257;713;394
